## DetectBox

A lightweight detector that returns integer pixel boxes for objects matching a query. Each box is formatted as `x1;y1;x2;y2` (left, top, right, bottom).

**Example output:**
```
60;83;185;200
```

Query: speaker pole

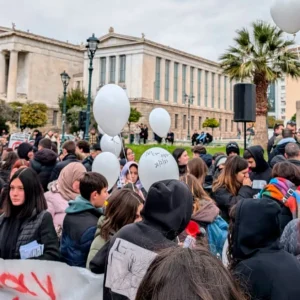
244;122;247;151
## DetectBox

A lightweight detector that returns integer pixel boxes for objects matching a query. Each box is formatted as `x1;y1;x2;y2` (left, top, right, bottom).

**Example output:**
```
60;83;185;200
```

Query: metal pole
85;56;94;141
187;99;191;140
18;111;21;131
62;87;67;144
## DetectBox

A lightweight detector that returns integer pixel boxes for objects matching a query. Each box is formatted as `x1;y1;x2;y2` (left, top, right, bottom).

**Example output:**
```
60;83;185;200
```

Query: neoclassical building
84;27;237;139
0;25;84;128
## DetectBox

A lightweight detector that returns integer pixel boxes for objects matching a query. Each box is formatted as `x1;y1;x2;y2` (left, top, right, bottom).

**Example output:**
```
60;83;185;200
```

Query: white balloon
92;152;120;190
271;0;300;34
149;108;171;138
97;125;105;134
100;134;122;157
93;84;130;137
139;147;179;192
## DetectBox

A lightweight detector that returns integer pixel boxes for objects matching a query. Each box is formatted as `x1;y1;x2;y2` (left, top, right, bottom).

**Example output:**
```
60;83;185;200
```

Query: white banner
0;259;104;300
8;133;31;150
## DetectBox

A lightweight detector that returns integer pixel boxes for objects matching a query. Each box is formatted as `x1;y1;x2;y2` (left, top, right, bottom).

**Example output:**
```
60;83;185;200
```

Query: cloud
0;0;299;61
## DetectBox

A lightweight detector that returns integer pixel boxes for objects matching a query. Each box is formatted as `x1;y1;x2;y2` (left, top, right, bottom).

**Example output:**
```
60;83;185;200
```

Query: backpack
206;216;228;259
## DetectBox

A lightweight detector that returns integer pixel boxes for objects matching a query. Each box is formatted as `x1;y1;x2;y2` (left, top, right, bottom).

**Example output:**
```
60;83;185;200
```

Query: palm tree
220;20;300;146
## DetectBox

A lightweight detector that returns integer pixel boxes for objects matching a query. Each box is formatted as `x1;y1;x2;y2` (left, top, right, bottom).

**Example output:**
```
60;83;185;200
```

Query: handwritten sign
139;147;180;191
8;133;31;150
0;259;104;300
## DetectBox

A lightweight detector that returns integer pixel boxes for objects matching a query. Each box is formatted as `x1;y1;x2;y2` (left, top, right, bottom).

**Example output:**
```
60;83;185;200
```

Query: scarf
259;177;300;218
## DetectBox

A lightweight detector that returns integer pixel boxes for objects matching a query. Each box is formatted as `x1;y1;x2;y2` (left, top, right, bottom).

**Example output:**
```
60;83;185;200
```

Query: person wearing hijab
44;162;86;234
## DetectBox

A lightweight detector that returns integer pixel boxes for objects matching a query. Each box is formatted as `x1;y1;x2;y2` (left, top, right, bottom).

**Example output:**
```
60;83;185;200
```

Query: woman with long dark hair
0;151;18;183
173;148;189;176
0;168;59;260
212;156;253;222
86;188;144;268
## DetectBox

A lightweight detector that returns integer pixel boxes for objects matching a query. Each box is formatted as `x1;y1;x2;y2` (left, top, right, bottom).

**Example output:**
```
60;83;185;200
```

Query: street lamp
60;70;70;145
17;106;22;131
85;33;100;141
183;93;194;140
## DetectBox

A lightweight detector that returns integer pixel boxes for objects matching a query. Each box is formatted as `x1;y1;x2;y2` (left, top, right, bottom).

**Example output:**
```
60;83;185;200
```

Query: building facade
84;28;237;139
267;79;286;121
0;26;84;129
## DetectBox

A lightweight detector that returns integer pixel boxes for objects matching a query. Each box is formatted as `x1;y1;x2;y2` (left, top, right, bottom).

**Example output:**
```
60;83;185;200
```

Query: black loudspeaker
234;83;256;122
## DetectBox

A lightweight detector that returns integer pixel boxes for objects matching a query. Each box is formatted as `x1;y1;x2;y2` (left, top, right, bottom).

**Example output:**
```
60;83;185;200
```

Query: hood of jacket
192;200;219;224
120;161;143;189
232;198;281;260
33;149;57;166
65;195;100;214
141;179;193;240
200;154;213;168
278;137;296;146
247;145;269;173
288;159;300;167
62;153;77;161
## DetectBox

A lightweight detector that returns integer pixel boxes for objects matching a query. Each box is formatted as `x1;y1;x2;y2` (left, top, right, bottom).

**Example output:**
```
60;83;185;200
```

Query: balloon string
119;134;135;192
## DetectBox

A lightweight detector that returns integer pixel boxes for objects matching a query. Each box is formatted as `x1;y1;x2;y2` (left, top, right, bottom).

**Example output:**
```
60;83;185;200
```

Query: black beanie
17;142;33;160
226;142;240;156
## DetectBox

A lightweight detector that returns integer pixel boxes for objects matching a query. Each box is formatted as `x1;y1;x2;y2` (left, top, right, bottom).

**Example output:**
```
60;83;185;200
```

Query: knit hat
226;142;240;156
17;142;33;161
215;155;227;168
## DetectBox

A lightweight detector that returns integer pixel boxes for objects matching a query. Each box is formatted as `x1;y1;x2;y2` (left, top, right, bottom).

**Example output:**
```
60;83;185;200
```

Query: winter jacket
30;149;57;191
232;198;300;300
267;133;278;159
86;216;115;269
0;210;60;260
49;153;78;182
44;189;69;231
90;180;193;300
0;169;10;184
270;155;286;168
60;195;102;267
212;185;253;222
288;159;300;168
82;155;94;172
246;145;272;193
269;138;296;163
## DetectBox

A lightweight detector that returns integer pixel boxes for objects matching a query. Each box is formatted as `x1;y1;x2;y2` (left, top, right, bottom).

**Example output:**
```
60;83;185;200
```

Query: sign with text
8;133;31;150
0;259;104;300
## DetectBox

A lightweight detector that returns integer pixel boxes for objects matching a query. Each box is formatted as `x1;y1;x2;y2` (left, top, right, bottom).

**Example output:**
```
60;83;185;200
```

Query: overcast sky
0;0;299;61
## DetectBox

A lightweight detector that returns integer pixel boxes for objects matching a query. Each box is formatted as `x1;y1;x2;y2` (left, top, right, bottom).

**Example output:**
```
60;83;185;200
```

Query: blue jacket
60;195;102;267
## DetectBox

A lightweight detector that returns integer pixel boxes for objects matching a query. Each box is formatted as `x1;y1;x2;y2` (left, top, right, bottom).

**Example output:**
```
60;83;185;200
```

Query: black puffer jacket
82;156;94;172
30;149;57;191
232;198;300;300
90;180;193;300
49;153;78;182
0;210;60;260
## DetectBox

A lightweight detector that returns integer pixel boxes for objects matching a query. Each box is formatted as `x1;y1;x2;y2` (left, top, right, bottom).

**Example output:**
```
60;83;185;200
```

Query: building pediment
99;33;140;48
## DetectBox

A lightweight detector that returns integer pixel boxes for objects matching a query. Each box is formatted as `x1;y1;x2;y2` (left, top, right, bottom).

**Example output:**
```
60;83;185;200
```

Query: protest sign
0;259;104;300
8;133;31;150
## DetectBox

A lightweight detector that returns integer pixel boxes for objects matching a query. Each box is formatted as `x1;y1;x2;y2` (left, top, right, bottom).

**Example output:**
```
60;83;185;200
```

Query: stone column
106;56;110;84
160;58;165;102
7;50;18;101
115;55;120;84
169;61;174;104
0;51;6;94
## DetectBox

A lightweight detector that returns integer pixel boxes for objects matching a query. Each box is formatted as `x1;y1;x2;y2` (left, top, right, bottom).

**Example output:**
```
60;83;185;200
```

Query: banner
0;259;104;300
8;133;31;150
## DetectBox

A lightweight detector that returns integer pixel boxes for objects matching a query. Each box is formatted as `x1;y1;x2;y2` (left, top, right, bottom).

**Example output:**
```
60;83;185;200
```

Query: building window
52;111;58;126
231;120;234;132
119;55;126;83
218;75;221;109
155;57;161;100
100;57;106;85
190;67;194;96
197;69;201;106
224;76;227;110
175;114;179;129
219;118;222;131
183;115;187;130
225;119;228;132
198;116;202;130
165;60;170;101
76;81;80;89
191;116;194;130
281;85;286;90
109;56;116;83
182;65;187;101
174;63;179;103
205;71;209;107
211;73;215;108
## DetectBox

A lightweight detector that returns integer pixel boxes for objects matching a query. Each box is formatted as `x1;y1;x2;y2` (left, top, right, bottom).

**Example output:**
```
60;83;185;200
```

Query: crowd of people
0;121;300;299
